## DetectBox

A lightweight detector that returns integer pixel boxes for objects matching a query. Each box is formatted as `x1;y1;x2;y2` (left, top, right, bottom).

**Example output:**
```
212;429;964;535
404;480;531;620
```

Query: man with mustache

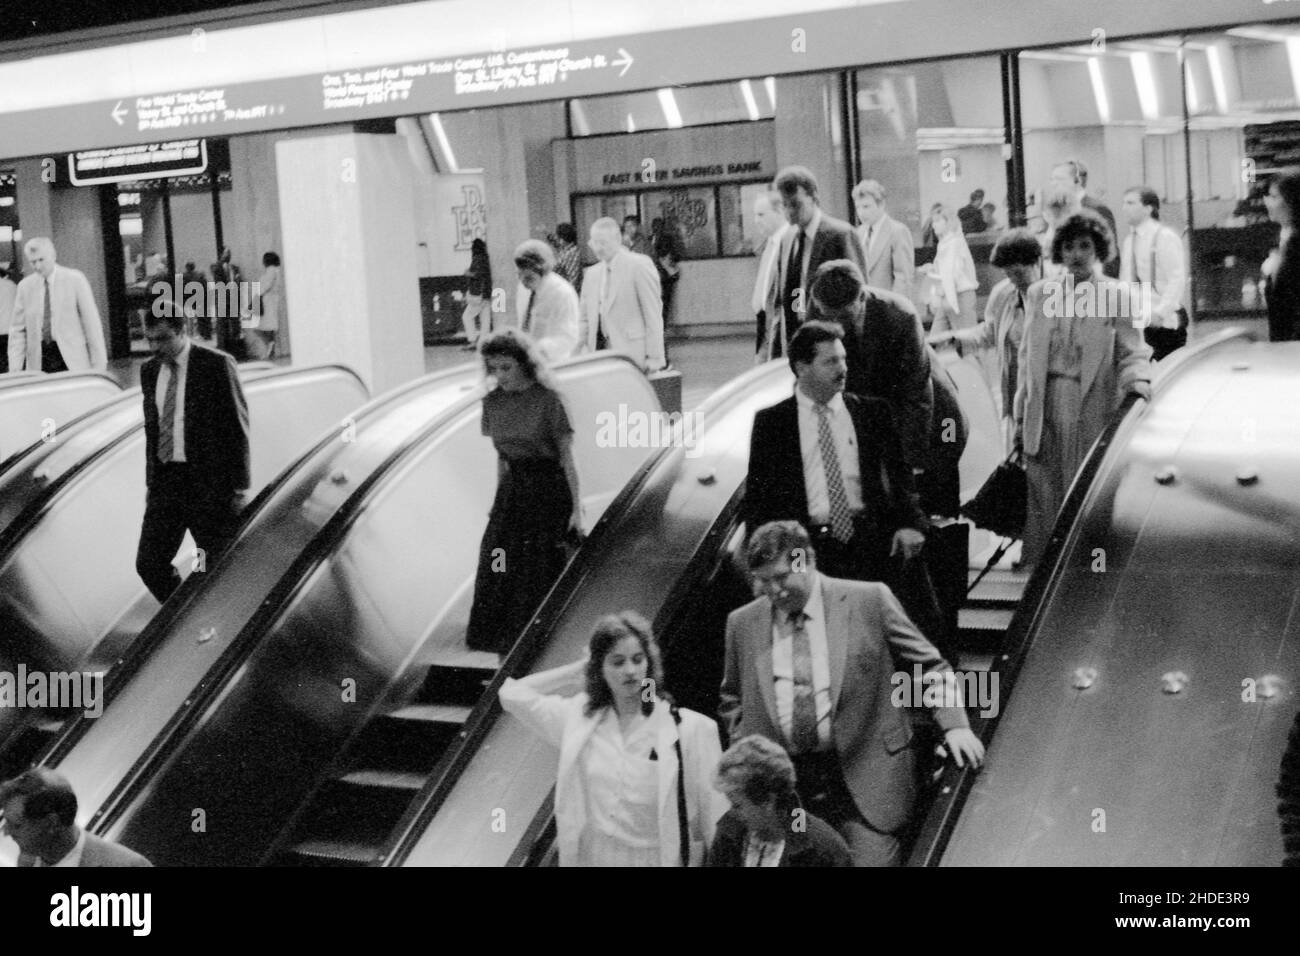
742;320;926;585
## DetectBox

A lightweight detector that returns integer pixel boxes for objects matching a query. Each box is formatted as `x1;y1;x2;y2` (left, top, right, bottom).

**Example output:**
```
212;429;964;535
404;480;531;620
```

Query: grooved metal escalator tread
337;769;428;791
387;703;473;724
282;839;379;866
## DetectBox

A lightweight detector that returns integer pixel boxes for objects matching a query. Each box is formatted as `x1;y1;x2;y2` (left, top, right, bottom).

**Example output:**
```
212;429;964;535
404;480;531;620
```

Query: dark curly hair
990;228;1043;268
583;611;666;717
1050;209;1112;265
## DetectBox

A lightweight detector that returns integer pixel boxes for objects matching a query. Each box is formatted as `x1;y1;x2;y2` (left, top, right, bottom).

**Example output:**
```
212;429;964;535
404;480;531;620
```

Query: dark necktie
42;277;53;344
814;403;854;543
157;359;179;463
783;228;807;329
1130;233;1140;285
523;289;535;335
788;610;818;754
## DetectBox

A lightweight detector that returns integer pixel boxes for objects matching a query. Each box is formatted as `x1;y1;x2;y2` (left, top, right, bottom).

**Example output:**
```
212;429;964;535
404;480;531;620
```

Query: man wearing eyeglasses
719;520;983;866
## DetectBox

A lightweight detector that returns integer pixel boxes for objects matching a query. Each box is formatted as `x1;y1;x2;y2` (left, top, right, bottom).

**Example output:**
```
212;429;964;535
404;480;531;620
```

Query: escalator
909;329;1298;866
0;363;368;779
0;370;122;466
46;355;662;867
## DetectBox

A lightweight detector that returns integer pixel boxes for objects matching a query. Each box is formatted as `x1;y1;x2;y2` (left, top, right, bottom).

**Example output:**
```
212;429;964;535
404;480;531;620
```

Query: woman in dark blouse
1263;168;1300;342
466;329;583;655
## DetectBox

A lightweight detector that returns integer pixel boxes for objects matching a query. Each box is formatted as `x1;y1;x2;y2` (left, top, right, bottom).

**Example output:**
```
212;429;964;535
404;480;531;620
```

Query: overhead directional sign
68;139;207;186
0;0;1295;158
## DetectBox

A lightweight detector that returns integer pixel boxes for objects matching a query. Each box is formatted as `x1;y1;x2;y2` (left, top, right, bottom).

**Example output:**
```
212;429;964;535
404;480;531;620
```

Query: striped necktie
157;359;179;463
814;403;854;543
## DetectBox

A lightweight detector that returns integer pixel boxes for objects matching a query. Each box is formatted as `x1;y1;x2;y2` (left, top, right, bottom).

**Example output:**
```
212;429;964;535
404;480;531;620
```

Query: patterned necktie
866;224;875;254
42;277;53;344
788;610;819;754
814;403;854;543
157;359;179;463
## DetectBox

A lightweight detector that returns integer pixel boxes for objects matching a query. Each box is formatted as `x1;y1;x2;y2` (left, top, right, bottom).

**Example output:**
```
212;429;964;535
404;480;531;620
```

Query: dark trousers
1144;324;1187;362
136;464;242;603
41;341;68;373
793;752;900;867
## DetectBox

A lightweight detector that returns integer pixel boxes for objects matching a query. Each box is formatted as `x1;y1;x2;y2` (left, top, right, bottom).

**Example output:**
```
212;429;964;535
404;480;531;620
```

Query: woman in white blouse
498;612;726;866
920;204;978;334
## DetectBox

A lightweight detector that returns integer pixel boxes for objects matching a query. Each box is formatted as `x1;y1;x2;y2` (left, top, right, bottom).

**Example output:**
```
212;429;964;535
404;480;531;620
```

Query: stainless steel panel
0;371;122;466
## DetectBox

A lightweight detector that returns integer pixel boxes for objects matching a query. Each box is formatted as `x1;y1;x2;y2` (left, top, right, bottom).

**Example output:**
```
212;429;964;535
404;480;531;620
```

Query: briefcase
960;452;1027;540
648;367;683;415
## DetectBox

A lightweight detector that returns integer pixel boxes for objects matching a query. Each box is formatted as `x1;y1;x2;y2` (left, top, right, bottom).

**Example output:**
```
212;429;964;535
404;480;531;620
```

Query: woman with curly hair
1015;211;1152;567
465;329;582;654
498;612;727;866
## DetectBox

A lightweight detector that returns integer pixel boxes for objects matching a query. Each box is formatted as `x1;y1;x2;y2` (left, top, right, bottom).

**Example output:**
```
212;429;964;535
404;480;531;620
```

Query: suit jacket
774;211;869;341
18;831;152;867
1014;277;1151;457
1266;237;1300;343
838;287;933;469
579;248;665;370
718;575;969;833
753;225;790;354
707;808;851;867
858;215;915;298
7;265;107;372
141;342;251;492
955;277;1024;413
499;663;727;866
743;391;925;538
1082;195;1120;277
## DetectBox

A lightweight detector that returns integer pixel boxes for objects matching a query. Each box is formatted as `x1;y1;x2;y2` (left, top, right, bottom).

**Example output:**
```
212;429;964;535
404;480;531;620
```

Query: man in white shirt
751;189;790;360
1;768;151;867
6;237;107;373
1119;186;1188;361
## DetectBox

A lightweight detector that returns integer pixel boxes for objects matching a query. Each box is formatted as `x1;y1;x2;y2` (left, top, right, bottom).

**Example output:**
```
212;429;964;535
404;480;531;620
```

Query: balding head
24;237;56;277
589;217;624;262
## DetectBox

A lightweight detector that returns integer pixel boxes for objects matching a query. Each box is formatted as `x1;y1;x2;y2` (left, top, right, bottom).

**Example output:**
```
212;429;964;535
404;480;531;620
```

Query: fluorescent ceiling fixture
1286;38;1300;109
118;218;143;237
1088;57;1110;123
738;80;760;121
1185;62;1200;113
0;196;13;207
428;113;458;173
764;76;777;110
569;100;591;137
1205;43;1229;113
1227;27;1297;43
657;89;683;129
626;113;636;133
1130;52;1159;120
1019;50;1095;63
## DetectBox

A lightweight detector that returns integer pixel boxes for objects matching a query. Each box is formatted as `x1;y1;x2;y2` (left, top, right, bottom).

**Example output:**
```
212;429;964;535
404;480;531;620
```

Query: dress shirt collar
166;338;192;369
794;385;846;417
801;208;823;243
772;571;824;629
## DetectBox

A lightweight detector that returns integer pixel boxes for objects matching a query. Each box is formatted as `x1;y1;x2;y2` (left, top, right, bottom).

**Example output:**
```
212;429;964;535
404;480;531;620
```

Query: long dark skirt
466;458;573;654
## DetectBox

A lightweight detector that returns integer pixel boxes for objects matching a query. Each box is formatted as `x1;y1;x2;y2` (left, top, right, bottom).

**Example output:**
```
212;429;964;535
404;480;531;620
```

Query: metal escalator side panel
924;333;1300;866
85;358;659;866
396;360;795;866
29;367;479;845
0;371;123;467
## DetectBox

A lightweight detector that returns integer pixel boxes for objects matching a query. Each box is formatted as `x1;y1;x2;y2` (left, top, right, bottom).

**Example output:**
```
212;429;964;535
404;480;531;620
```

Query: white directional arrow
111;101;128;125
613;48;633;77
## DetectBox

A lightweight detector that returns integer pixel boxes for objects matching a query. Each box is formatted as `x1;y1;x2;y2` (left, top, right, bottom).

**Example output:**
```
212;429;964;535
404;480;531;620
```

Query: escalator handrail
0;388;142;482
384;360;789;866
23;363;447;771
78;354;640;837
905;326;1258;866
0;369;122;392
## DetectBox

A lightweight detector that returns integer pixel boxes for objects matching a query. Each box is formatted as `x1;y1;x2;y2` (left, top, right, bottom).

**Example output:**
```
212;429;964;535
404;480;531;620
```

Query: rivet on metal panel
1072;667;1097;690
1154;466;1178;486
1161;671;1189;694
1258;675;1284;699
329;469;349;484
1236;467;1259;486
198;627;215;644
697;469;717;485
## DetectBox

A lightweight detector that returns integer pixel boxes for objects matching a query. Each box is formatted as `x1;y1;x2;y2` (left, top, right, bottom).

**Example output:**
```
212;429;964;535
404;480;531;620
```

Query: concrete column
275;131;424;395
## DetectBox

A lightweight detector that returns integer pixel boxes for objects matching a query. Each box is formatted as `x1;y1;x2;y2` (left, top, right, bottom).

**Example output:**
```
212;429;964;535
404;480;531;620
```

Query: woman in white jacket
920;204;978;334
498;611;727;866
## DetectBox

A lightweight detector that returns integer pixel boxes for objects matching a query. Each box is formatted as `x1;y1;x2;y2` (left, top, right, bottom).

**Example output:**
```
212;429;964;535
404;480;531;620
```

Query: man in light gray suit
720;521;984;866
2;768;152;867
853;179;915;299
7;237;107;373
579;217;666;372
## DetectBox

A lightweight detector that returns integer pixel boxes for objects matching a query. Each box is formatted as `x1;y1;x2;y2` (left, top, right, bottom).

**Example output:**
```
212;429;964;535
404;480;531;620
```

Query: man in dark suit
1051;159;1119;277
720;521;984;865
743;319;926;587
136;307;250;603
769;166;868;357
1;768;151;866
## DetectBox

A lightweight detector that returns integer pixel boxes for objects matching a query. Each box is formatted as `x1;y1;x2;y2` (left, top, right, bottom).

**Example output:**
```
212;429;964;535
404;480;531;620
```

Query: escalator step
337;769;428;791
959;607;1014;633
419;665;496;707
285;839;379;866
387;703;472;725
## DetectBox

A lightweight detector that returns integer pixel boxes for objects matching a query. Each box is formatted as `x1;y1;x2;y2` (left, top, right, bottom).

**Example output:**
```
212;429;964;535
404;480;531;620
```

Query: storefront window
641;186;717;258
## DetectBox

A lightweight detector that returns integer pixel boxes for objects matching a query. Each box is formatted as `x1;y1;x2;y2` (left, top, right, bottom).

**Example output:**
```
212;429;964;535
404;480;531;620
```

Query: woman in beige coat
1015;212;1152;567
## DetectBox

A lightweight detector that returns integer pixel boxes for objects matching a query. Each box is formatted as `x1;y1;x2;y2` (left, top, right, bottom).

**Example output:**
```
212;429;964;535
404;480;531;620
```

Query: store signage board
0;0;1295;158
68;139;207;186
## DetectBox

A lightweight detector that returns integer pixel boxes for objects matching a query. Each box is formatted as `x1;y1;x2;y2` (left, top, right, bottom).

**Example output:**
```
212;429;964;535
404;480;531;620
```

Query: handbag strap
670;704;689;866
